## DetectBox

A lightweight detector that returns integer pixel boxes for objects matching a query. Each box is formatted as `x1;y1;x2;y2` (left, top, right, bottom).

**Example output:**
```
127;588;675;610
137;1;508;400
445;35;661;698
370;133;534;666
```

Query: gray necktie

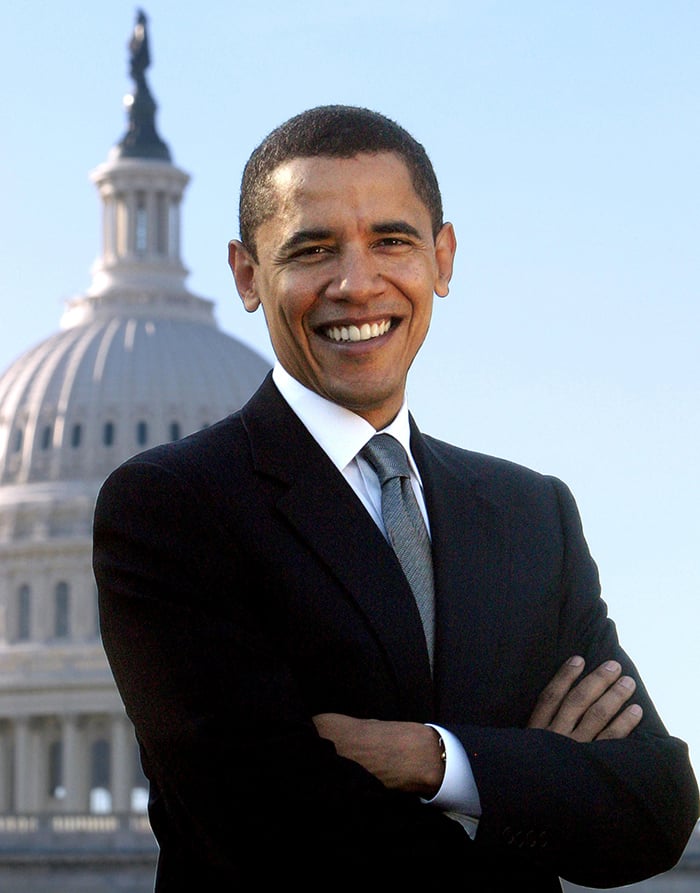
360;434;435;665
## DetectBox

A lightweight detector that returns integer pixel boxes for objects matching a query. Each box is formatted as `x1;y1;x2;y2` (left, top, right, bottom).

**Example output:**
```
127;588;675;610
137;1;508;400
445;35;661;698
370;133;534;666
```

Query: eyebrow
279;229;333;253
372;220;422;239
279;220;423;254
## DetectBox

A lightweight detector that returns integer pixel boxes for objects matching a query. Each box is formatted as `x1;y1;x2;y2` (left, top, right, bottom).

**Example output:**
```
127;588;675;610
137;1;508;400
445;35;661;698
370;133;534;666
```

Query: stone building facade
0;11;269;889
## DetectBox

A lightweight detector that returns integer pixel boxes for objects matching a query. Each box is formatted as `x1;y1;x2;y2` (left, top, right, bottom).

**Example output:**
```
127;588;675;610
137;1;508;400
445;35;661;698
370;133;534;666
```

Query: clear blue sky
2;2;698;776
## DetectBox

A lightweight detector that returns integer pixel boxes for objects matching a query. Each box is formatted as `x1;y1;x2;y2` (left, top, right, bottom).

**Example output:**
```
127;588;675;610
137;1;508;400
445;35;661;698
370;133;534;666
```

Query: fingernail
604;660;620;672
630;705;643;717
618;676;635;690
567;655;584;667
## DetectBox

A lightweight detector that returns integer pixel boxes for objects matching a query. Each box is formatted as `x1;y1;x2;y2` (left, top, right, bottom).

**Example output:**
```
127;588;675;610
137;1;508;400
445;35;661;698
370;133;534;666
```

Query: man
94;105;698;889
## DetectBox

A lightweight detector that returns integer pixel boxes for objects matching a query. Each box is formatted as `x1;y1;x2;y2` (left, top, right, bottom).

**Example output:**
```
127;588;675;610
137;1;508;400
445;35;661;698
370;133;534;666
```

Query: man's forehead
268;151;410;192
253;152;435;247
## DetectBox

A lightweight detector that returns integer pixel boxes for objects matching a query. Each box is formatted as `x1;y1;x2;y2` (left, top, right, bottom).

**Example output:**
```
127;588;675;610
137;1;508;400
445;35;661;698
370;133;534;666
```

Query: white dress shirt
272;363;481;833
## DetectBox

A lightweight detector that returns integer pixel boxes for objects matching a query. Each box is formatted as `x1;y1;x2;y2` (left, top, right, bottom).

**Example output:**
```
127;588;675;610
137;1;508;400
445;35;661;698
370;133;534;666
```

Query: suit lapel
411;423;512;724
241;377;434;717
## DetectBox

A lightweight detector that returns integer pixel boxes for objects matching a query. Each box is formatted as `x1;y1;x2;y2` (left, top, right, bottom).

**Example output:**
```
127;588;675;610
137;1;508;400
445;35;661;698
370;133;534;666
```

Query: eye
375;236;412;249
290;245;332;261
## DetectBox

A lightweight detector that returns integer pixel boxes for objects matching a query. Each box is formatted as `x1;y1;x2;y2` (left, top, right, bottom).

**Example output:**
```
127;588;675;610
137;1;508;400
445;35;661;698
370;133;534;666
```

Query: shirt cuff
421;724;482;820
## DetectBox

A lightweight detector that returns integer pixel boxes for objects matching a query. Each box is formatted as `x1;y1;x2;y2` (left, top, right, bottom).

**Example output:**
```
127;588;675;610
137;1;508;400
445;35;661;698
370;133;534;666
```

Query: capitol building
0;11;696;893
0;12;269;890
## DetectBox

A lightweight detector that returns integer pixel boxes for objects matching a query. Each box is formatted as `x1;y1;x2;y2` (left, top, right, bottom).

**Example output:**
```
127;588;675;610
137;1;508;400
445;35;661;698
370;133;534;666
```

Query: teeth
326;320;391;343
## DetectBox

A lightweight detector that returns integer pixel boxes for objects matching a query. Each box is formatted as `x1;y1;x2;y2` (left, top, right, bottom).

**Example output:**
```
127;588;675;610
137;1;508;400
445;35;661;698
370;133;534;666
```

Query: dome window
16;584;31;642
54;582;70;639
90;739;112;814
169;421;181;441
41;424;53;450
103;421;115;447
71;423;82;448
12;429;23;453
135;192;148;256
136;420;148;446
48;740;65;800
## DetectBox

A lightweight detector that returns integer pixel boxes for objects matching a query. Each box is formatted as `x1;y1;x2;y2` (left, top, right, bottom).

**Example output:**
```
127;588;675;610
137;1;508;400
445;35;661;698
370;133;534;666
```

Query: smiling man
94;106;698;890
229;151;454;428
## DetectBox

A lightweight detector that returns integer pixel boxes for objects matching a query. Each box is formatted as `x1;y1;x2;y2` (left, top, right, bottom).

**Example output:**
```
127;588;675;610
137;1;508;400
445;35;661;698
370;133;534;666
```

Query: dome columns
88;158;190;296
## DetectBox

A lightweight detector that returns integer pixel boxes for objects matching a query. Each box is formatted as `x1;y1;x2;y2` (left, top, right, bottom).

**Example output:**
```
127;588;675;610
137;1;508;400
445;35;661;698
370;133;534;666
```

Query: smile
324;319;392;343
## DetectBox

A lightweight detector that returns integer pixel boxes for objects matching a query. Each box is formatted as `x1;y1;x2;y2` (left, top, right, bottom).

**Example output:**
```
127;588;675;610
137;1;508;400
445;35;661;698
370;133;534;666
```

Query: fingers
567;667;639;742
595;703;644;741
528;655;586;729
528;656;643;742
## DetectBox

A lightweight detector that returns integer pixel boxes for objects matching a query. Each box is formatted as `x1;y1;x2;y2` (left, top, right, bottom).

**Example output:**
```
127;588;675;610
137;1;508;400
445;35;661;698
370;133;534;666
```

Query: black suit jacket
94;373;698;889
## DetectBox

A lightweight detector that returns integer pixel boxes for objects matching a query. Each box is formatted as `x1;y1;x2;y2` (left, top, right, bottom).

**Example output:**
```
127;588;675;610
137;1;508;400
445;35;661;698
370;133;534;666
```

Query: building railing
0;812;158;860
0;813;153;835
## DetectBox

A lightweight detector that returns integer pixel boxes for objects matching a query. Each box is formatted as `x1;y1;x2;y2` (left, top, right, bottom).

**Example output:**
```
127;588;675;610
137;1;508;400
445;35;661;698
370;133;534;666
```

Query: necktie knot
360;434;411;485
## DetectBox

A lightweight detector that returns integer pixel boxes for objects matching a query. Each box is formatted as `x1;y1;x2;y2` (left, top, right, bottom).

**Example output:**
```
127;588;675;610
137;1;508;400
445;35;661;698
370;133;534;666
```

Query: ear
433;222;457;297
228;239;261;312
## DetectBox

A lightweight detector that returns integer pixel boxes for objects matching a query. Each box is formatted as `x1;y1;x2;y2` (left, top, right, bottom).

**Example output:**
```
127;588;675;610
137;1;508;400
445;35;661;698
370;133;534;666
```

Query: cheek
406;276;435;322
265;297;317;357
273;270;319;314
387;257;438;298
407;294;434;348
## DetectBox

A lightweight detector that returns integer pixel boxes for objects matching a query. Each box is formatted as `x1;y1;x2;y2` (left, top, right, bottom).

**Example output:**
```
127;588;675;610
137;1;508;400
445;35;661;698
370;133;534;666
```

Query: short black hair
238;105;444;260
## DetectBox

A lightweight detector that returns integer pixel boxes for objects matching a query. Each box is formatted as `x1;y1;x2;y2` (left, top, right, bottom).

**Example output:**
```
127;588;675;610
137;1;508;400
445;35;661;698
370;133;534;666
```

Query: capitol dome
0;286;269;494
0;10;269;832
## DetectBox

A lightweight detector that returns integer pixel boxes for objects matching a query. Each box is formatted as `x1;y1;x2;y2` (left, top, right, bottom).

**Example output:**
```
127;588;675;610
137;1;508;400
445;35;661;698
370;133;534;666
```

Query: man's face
229;151;456;429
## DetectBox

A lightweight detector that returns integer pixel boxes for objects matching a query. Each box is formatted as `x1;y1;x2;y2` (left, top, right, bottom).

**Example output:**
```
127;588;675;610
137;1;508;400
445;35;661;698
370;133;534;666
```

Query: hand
312;713;444;797
527;656;643;741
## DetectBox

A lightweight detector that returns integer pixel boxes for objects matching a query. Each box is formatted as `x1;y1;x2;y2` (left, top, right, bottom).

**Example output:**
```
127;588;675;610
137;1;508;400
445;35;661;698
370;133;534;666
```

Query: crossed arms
313;654;645;799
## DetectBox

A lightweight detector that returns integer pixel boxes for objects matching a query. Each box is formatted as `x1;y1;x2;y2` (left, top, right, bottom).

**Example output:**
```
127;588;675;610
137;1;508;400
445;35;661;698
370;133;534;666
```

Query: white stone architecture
0;11;268;877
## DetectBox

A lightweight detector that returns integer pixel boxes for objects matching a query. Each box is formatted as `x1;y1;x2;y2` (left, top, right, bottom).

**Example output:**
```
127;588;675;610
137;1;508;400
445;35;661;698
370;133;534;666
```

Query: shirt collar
272;362;418;476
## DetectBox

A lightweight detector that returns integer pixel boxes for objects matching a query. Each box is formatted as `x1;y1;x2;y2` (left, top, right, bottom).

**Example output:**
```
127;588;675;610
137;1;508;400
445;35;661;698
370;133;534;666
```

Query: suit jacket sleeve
435;470;699;887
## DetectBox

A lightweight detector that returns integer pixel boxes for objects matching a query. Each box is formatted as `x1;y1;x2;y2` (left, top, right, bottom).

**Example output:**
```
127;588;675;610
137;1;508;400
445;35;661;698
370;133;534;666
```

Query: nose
325;246;383;302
